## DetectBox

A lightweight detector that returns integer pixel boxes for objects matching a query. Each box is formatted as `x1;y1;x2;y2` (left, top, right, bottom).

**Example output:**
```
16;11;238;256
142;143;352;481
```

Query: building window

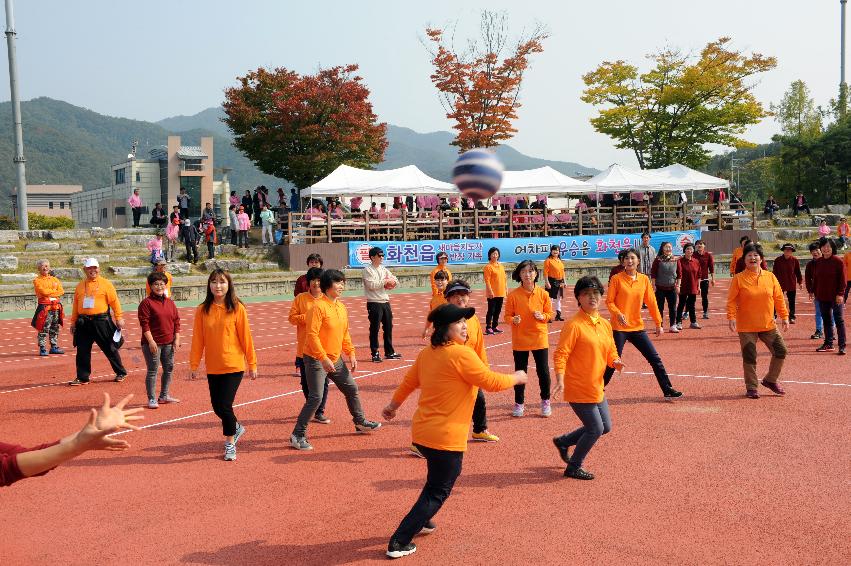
49;201;54;209
136;170;141;182
115;206;126;216
115;168;125;185
60;202;65;209
101;208;108;219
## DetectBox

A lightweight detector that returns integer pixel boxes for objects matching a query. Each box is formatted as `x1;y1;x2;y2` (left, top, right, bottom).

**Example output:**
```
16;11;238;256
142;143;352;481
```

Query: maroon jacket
137;294;180;346
1;441;59;487
677;256;701;295
810;255;847;302
693;250;714;280
608;265;625;281
772;255;803;292
293;274;308;297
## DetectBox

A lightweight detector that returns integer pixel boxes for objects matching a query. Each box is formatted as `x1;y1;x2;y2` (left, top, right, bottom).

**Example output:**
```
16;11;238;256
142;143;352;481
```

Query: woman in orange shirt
504;260;554;418
422;270;449;339
552;276;623;480
288;267;330;424
382;303;526;559
483;247;507;335
543;245;566;321
429;252;452;295
726;243;789;399
189;269;257;461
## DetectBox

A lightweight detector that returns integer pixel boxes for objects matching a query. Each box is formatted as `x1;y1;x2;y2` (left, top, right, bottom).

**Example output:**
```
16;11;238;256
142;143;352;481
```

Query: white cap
83;258;99;268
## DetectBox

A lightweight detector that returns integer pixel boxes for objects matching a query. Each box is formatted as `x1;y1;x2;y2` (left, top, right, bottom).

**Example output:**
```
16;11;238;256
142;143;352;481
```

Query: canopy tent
302;164;453;198
498;166;594;194
585;164;670;194
647;164;729;190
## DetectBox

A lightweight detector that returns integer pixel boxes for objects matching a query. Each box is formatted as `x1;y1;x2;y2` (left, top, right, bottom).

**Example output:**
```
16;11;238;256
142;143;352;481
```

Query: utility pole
842;1;848;117
4;0;28;229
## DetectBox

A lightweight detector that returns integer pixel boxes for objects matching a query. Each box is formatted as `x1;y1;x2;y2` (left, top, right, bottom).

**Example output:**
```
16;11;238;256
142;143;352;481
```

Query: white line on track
622;371;851;388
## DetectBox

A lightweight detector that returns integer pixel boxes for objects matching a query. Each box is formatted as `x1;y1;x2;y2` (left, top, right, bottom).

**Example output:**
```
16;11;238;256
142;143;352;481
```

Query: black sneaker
564;466;595;480
114;373;127;383
839;347;847;356
355;419;382;433
811;331;823;340
371;353;383;363
69;378;89;386
552;437;570;464
419;520;436;535
663;388;683;399
385;352;402;360
386;540;416;559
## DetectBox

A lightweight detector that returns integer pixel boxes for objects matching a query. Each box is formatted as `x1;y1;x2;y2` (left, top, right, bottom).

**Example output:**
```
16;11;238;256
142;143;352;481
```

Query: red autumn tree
426;12;548;151
222;64;388;189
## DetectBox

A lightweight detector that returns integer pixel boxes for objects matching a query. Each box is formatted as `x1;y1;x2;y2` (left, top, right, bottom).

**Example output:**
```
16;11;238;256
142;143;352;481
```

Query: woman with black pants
382;304;525;558
189;269;257;461
651;242;681;333
483;247;506;334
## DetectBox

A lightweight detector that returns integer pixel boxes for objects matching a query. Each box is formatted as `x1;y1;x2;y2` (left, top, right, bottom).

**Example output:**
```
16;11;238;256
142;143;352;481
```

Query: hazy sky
1;0;846;170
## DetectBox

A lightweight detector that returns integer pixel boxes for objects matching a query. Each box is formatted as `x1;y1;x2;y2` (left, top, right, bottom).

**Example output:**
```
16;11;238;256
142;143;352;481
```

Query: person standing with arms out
260;203;276;246
483;247;506;335
676;243;702;330
176;187;190;221
68;259;127;386
145;259;173;298
604;249;683;398
181;219;199;264
726;243;790;398
421;270;448;340
382;304;526;559
544;245;566;322
812;237;847;355
236;205;251;248
430;252;452;295
128;189;143;228
805;243;825;340
138;271;181;409
693;240;715;319
730;236;751;276
772;243;803;324
552;276;624;481
651;242;680;333
363;247;402;363
32;260;64;357
189;269;257;461
288;267;331;425
291;270;382;450
505;260;553;418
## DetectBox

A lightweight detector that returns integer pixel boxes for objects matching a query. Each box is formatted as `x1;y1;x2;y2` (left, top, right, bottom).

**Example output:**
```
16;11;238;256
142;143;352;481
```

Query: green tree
222;65;387;189
770;80;823;140
581;37;776;169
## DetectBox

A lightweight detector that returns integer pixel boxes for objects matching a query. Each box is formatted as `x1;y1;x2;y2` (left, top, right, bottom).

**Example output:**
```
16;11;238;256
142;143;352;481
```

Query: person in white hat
68;258;127;385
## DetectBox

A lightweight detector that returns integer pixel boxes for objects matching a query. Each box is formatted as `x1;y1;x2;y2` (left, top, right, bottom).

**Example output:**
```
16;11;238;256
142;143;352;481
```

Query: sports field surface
1;280;849;565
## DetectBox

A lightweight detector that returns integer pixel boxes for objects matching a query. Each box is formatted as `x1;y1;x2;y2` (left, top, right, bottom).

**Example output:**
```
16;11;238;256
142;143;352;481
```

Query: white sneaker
223;442;236;461
541;400;552;417
669;324;680;334
512;403;525;417
676;323;683;331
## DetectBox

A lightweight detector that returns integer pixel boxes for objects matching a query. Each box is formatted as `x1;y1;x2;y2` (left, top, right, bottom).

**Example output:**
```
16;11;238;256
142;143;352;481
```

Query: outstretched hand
76;393;144;452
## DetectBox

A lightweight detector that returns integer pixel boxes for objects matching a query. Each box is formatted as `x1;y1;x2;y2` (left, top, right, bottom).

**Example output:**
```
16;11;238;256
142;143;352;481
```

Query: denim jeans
294;355;364;437
296;356;329;417
555;398;612;469
142;342;175;401
819;300;847;348
603;330;673;392
814;299;823;332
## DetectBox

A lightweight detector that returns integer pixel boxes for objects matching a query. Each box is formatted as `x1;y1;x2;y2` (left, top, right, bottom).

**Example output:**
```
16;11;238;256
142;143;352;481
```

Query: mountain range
0;98;598;212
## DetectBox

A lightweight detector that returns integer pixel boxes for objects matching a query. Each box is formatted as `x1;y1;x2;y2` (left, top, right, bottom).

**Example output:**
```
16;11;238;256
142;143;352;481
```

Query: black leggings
485;297;504;330
700;279;710;314
512;348;550;403
655;288;677;326
676;293;697;324
207;372;243;436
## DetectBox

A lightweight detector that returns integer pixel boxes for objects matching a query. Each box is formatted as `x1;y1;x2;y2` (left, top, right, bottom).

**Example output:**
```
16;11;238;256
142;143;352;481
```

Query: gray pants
556;398;612;469
294;354;364;437
142;342;175;401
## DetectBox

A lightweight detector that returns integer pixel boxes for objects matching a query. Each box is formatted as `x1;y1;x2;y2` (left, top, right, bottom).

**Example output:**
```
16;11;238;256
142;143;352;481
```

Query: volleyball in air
452;148;504;201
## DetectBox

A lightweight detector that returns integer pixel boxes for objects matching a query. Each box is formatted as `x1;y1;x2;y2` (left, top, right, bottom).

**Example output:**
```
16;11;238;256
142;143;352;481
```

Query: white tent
499;166;594;194
303;164;453;198
585;164;670;193
647;163;729;190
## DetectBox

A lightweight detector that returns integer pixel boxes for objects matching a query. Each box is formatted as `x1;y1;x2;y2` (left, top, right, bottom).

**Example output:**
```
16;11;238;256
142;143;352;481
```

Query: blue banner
347;230;700;268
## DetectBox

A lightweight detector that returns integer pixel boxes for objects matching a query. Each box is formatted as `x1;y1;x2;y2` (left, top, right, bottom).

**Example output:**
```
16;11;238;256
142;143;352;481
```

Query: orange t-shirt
189;302;257;373
504;285;553;351
553;311;618;404
145;272;173;298
543;257;566;280
730;247;744;275
304;295;355;363
606;271;662;331
391;342;515;451
69;276;122;325
726;269;789;332
844;252;851;282
465;311;488;365
288;291;321;358
430;265;452;295
33;275;63;302
429;293;447;314
483;261;507;298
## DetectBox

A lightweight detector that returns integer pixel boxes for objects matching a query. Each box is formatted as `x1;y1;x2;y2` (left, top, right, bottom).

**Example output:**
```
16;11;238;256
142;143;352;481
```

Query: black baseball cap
781;243;796;251
443;280;471;297
368;247;384;258
427;304;475;327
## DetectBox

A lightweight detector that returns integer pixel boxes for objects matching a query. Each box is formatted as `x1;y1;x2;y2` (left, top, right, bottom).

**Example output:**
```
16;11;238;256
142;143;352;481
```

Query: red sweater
772;255;803;292
693;250;714;279
293;275;308;297
678;257;701;295
810;255;847;302
608;265;624;281
137;294;181;346
1;440;59;487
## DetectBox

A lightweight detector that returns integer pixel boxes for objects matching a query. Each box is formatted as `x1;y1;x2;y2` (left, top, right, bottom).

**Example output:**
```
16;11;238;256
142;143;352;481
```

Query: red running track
0;280;849;565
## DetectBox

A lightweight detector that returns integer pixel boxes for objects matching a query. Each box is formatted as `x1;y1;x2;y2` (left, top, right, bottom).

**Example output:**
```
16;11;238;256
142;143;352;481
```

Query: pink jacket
818;225;831;237
146;238;163;252
129;194;142;208
237;212;251;230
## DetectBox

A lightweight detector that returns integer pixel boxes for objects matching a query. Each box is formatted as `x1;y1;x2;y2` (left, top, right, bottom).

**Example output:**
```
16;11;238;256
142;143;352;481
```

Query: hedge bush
27;213;75;230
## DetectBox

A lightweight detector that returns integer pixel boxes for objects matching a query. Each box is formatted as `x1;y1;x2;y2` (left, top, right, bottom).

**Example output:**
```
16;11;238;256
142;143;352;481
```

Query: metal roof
176;146;208;159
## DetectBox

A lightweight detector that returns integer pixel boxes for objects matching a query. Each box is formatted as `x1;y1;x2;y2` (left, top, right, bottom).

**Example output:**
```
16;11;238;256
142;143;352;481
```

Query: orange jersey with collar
504;285;553;351
391;343;515;452
606;271;662;331
33;275;63;302
543;257;566;280
304;295;355;362
483;261;507;297
288;291;321;358
69;276;122;325
845;252;851;282
553;311;619;404
730;247;744;275
189;302;257;373
465;312;488;365
726;269;788;332
430;265;452;295
429;293;447;315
